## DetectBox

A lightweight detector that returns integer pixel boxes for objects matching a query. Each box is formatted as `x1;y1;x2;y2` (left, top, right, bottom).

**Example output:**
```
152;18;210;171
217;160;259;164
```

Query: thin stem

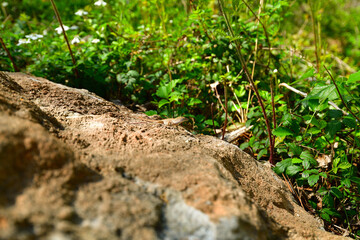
0;37;19;71
240;0;272;68
308;0;320;72
271;76;276;129
218;0;275;164
324;66;360;123
223;80;228;140
49;0;79;79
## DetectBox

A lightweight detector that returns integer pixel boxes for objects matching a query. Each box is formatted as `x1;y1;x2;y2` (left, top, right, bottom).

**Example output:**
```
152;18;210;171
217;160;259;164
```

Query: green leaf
292;158;302;164
341;178;351;188
145;110;157;116
158;99;170;108
309;85;338;103
347;70;360;83
232;0;240;10
323;194;334;208
273;127;294;137
286;143;302;156
325;120;342;139
330;187;343;199
333;157;340;168
318;120;327;129
350;177;360;185
303;169;318;178
286;165;303;176
302;159;310;170
328;110;343;119
127;70;139;78
169;92;182;102
188;98;202;106
320;212;331;222
307;128;321;134
273;158;292;174
204;119;219;126
308;174;320;186
156;86;170;98
319;172;327;178
300;151;318;167
318;85;338;102
257;149;267;160
299;68;315;81
317;187;328;195
343;116;357;128
338;162;352;169
322;208;342;218
300;151;314;161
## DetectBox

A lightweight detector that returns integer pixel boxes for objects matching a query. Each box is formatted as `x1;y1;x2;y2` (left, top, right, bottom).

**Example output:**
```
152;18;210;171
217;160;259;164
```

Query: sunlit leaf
347;70;360;83
273;127;294;137
308;174;319;186
286;165;302;176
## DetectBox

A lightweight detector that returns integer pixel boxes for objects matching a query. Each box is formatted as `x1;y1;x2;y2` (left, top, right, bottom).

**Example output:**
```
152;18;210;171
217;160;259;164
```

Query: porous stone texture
0;72;349;239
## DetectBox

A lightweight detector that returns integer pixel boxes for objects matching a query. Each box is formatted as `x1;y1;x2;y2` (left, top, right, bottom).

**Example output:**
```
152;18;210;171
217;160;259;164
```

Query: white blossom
91;39;100;43
75;9;88;16
25;33;43;40
17;39;31;46
70;25;79;30
94;0;107;6
273;69;278;73
55;25;69;34
2;2;8;7
71;36;80;45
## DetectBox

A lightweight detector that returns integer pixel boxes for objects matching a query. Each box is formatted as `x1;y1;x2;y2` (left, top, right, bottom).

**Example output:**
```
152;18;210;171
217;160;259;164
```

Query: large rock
0;72;348;239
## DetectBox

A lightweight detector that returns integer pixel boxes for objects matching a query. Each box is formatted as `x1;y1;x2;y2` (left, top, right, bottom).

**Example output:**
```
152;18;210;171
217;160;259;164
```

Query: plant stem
309;0;320;72
49;0;79;79
218;0;275;164
0;37;19;71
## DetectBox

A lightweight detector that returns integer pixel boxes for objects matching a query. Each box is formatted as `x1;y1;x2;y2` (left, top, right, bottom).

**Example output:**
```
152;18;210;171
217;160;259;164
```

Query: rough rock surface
0;72;348;240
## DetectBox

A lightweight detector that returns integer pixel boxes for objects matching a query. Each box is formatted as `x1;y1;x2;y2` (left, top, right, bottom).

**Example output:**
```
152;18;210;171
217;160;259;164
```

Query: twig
0;37;19;71
211;103;217;135
49;0;79;79
324;66;360;123
223;80;228;140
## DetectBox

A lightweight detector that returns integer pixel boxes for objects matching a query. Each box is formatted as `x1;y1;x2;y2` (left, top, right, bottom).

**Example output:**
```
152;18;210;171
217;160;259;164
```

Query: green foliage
1;0;360;236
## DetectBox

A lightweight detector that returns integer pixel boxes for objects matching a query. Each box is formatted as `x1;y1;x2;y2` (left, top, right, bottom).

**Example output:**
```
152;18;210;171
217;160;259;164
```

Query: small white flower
169;20;173;24
71;36;80;44
70;25;79;30
2;2;8;7
75;9;88;16
55;25;69;34
91;39;100;43
17;38;31;46
25;33;43;40
273;69;278;73
94;0;107;6
43;30;48;35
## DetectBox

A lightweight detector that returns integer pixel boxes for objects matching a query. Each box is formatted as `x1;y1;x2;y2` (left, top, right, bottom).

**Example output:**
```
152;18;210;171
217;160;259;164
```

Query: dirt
0;71;349;239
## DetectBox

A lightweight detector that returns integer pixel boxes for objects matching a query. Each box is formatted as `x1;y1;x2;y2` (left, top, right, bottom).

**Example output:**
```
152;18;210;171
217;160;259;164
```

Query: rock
0;72;349;239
